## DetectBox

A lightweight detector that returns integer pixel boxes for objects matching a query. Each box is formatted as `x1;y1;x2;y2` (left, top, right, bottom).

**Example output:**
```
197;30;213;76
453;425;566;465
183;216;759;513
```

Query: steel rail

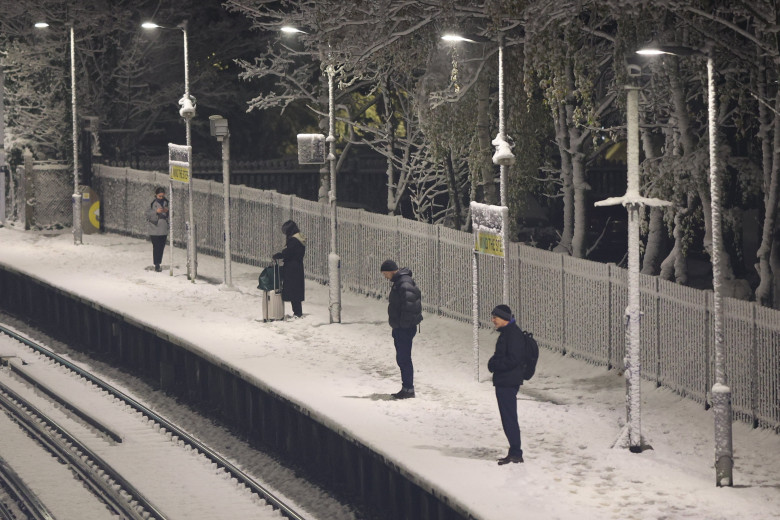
0;381;167;520
0;457;55;520
0;323;308;520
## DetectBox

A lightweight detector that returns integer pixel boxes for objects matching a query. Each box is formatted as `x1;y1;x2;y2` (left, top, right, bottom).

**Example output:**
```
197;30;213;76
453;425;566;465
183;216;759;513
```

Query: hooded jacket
387;268;423;329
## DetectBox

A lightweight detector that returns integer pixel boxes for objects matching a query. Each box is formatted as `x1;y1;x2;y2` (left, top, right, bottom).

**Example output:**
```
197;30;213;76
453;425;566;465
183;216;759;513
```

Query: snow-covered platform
0;227;777;520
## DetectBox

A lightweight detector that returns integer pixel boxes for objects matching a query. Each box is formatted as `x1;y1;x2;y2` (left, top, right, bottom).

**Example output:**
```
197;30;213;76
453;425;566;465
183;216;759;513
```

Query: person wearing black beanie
488;304;525;465
381;259;423;399
272;220;306;318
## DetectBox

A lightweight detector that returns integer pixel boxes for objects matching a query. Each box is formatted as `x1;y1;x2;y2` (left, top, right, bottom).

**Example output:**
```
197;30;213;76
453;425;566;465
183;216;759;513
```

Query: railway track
0;322;307;520
0;381;163;519
0;456;54;520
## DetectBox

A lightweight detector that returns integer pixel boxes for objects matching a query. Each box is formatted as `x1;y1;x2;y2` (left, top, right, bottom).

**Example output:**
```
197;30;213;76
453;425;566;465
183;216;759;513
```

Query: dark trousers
151;235;167;266
392;326;416;390
291;300;303;317
495;385;522;456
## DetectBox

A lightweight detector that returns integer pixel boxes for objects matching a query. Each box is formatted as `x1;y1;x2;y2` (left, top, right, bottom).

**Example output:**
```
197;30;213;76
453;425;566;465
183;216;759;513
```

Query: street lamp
283;26;342;323
142;21;198;281
441;32;512;304
595;61;671;454
637;44;733;487
35;22;81;245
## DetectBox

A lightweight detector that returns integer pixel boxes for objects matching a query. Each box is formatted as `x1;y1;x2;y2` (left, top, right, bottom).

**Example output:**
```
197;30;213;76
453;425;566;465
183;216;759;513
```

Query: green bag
257;262;282;292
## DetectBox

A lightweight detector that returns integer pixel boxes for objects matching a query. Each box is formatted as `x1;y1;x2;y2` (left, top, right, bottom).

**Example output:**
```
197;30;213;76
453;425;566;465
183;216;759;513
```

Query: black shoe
154;264;162;272
392;388;415;399
497;454;524;465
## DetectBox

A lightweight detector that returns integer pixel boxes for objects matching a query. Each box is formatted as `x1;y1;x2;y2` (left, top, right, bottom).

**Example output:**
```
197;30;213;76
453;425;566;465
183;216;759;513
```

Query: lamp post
1;64;6;227
325;61;342;323
595;62;671;453
35;22;81;245
282;26;342;323
143;21;198;281
442;32;513;304
637;44;733;486
209;115;232;288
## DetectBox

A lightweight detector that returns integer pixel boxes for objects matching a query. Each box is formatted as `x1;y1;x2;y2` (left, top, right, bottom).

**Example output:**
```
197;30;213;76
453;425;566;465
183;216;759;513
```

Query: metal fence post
655;277;661;387
435;225;442;314
561;254;567;355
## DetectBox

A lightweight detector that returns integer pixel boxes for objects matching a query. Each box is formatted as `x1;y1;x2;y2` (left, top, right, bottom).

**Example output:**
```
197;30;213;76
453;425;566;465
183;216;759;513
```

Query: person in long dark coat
272;220;306;318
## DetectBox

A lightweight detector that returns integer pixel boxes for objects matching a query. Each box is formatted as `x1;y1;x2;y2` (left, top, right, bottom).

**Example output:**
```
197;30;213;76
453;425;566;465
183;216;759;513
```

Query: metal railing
93;164;780;431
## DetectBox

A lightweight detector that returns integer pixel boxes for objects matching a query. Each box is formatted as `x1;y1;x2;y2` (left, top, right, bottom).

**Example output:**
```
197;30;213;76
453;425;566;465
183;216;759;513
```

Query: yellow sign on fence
170;164;190;183
475;231;504;257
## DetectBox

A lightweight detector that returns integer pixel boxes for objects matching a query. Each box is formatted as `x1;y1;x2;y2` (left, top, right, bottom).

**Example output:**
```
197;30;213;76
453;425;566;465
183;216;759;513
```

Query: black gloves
272;252;283;260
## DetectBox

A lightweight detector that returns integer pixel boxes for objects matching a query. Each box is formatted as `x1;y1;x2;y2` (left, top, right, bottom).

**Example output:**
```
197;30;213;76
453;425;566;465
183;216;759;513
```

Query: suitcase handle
272;259;281;293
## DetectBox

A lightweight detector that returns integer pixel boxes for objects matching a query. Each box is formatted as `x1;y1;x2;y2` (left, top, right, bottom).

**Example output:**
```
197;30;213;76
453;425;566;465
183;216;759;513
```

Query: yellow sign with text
475;231;504;257
170;164;190;183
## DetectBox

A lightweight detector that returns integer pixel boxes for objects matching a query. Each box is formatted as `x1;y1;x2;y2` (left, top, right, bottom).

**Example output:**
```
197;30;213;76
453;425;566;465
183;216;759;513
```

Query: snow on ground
0;226;778;520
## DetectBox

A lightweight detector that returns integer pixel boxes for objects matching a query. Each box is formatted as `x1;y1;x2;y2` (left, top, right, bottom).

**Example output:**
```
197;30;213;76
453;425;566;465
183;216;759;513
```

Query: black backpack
521;331;539;381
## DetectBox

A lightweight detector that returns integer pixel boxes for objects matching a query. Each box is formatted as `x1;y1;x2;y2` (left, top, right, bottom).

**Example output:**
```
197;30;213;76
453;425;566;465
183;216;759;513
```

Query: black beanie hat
380;259;399;272
491;304;513;321
281;220;299;237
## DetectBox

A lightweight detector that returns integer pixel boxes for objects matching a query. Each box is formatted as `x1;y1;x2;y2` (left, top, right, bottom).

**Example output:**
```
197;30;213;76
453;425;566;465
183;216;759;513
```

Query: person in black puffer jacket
381;259;423;399
272;220;306;318
487;304;526;465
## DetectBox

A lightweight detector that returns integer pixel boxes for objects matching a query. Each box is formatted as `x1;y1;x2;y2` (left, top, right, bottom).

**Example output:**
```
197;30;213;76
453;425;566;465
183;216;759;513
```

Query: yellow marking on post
475;231;504;257
170;165;190;183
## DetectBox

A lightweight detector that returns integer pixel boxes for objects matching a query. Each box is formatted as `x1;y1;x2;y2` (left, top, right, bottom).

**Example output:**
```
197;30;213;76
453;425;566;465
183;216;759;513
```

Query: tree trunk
318;90;329;203
660;195;691;284
445;150;463;229
382;77;397;215
658;60;696;284
553;102;574;254
642;206;667;275
640;121;667;274
571;145;588;258
755;89;780;306
564;59;589;259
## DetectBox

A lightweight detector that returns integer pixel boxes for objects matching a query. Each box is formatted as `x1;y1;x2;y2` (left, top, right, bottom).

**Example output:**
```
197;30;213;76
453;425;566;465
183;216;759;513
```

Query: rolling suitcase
262;289;285;322
259;260;284;322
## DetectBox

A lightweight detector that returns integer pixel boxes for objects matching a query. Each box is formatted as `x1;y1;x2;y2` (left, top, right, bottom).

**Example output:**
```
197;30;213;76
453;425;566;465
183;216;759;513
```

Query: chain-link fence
91;164;780;431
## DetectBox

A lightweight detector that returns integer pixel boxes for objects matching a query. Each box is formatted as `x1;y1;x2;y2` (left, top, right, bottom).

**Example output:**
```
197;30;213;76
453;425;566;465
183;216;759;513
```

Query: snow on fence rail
93;165;780;431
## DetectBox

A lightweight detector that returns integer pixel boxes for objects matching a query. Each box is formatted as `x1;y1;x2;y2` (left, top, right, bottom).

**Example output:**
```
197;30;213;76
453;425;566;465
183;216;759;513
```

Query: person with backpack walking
381;259;423;399
146;187;169;272
272;220;306;318
487;304;528;465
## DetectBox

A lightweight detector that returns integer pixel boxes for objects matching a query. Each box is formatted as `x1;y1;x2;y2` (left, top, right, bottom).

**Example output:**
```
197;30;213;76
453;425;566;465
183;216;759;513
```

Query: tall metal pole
708;57;733;487
497;35;509;305
0;65;6;227
625;86;642;452
222;128;232;287
182;22;197;281
168;178;174;276
595;79;670;453
70;26;82;245
327;63;341;323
